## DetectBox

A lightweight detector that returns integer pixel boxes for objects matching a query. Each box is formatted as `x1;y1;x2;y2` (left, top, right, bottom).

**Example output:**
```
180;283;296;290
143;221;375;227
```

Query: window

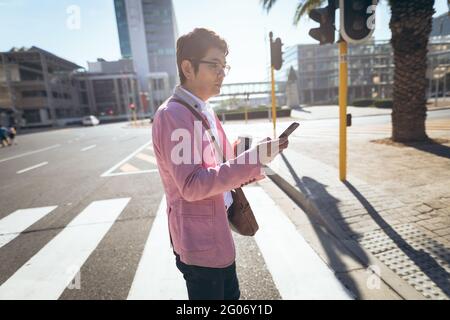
80;92;88;105
152;78;165;91
21;90;47;98
93;79;115;104
19;69;44;81
23;109;41;123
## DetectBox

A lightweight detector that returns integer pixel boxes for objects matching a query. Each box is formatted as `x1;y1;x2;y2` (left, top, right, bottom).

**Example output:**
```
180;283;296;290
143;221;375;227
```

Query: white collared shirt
179;86;234;210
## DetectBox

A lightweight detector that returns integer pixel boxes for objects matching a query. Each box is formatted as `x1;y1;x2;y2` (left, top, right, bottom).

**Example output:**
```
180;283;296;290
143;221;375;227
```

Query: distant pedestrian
0;126;10;147
7;126;16;146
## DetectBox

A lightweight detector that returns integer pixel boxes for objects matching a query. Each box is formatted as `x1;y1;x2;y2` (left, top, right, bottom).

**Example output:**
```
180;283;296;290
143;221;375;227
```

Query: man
152;28;288;300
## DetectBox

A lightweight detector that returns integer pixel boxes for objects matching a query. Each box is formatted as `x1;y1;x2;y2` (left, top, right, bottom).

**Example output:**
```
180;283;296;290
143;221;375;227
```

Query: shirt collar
179;86;208;112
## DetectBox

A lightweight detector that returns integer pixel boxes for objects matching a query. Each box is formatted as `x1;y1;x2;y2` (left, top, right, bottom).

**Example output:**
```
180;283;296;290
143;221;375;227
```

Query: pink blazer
152;90;264;268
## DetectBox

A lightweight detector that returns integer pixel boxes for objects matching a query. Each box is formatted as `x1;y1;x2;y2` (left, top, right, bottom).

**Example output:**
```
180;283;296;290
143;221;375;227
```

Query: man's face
182;47;227;101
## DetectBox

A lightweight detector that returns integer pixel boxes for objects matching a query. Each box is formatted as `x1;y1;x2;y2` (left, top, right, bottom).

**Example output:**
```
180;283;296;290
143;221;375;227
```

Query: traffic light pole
269;31;282;138
270;65;277;138
339;40;348;181
308;0;376;181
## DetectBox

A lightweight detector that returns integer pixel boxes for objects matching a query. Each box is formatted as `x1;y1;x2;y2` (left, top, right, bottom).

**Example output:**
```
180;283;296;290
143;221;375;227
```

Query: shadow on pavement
344;180;450;298
405;139;450;160
291;106;312;114
279;153;370;299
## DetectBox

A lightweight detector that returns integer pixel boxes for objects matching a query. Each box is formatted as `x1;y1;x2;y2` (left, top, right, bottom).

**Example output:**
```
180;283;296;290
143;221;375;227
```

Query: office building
114;0;179;112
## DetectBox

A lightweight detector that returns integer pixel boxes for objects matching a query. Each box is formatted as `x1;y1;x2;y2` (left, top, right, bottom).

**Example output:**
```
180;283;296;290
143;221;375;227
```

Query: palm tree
261;0;435;142
389;0;434;142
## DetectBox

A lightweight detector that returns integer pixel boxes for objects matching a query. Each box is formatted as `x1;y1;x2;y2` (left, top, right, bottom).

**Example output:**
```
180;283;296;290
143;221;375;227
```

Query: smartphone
279;122;300;139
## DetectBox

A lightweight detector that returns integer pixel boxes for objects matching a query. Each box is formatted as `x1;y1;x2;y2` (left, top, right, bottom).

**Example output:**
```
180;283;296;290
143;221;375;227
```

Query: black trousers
175;253;240;300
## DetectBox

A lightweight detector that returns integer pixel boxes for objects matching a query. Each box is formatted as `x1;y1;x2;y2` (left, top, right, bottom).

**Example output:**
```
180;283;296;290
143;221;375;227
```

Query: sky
0;0;448;84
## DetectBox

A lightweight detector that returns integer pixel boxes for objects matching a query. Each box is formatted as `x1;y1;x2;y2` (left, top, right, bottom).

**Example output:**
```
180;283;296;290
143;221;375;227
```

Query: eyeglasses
191;59;231;76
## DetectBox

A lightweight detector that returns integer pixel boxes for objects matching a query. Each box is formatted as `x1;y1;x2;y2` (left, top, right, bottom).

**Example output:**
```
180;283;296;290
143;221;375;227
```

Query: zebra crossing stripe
0;206;58;249
0;198;131;300
247;186;354;300
127;196;187;300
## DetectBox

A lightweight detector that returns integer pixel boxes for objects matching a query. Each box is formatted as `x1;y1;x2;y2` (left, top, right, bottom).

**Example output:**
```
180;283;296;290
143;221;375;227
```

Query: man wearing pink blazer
152;28;288;300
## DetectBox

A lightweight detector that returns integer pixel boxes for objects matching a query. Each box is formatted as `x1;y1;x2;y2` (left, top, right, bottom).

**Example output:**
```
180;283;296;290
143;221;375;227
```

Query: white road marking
100;141;152;177
0;198;131;300
81;145;96;152
16;162;49;174
0;206;58;249
247;186;354;300
0;145;60;164
104;170;159;177
128;196;187;300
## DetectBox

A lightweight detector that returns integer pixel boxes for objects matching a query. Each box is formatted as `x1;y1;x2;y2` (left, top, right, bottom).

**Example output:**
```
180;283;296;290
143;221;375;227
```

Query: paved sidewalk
267;133;450;299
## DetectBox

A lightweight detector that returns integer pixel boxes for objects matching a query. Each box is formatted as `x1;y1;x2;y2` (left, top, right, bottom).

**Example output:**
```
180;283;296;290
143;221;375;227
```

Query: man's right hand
255;137;289;165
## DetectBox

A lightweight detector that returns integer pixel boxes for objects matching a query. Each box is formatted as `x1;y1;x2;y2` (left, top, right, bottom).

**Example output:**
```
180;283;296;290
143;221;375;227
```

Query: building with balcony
0;46;87;128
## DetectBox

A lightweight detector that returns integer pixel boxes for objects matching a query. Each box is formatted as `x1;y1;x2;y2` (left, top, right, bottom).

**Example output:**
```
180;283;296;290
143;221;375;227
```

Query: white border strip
100;141;153;177
104;169;159;177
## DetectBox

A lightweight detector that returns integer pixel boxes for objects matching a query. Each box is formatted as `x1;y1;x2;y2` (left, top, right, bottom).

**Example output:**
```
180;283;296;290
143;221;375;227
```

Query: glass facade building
114;0;132;59
276;40;394;105
114;0;178;112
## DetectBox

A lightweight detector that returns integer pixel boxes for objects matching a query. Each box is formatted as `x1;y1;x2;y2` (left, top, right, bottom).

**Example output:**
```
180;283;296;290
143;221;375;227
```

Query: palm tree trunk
389;0;435;142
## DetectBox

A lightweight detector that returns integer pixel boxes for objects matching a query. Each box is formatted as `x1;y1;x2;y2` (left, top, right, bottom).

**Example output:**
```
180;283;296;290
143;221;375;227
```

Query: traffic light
270;33;283;71
340;0;377;43
308;0;337;45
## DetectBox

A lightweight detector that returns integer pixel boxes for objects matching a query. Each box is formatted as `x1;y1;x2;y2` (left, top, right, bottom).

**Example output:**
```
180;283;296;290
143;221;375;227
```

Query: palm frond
260;0;277;12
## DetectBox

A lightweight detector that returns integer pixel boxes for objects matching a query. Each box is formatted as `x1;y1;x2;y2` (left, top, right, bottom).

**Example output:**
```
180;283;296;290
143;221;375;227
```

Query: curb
292;106;450;122
266;168;426;300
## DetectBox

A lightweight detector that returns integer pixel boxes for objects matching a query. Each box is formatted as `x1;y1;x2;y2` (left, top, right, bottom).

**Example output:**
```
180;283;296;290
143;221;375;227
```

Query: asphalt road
0;123;164;299
2;109;446;300
0;122;354;300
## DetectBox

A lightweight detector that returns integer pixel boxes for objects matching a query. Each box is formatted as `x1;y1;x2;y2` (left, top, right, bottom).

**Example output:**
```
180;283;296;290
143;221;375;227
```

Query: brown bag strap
170;98;227;163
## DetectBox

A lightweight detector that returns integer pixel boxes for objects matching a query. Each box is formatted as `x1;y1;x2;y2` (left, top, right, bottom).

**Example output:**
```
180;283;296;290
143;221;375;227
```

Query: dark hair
176;28;229;84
